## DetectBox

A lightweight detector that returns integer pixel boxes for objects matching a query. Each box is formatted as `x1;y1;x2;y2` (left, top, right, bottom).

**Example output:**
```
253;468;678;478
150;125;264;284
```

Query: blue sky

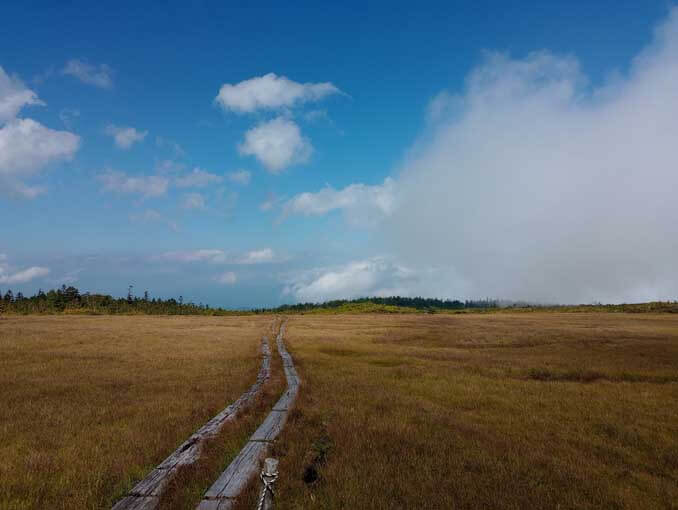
2;1;678;307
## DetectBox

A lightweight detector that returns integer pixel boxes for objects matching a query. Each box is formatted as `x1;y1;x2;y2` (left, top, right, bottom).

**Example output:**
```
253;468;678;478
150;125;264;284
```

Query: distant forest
2;285;676;315
0;285;499;315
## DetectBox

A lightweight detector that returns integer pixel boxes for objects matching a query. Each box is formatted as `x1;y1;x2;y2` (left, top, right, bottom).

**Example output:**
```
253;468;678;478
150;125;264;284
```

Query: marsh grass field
1;312;677;509
0;315;272;510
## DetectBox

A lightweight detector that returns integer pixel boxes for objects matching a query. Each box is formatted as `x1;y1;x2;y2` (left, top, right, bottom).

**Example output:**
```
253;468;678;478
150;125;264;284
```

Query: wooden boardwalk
111;334;272;510
196;321;299;510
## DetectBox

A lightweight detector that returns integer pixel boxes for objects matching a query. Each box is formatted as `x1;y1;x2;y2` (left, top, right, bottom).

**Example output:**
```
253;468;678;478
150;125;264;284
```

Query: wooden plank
203;440;268;499
111;333;272;509
250;410;287;442
111;495;158;510
196;320;300;509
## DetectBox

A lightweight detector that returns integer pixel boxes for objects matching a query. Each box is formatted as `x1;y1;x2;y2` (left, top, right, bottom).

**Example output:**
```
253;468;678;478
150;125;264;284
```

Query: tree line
0;285;502;315
257;296;500;313
0;285;226;315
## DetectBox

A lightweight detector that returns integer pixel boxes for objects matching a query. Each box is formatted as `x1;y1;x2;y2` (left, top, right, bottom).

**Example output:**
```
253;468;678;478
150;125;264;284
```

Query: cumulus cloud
0;255;50;285
239;117;312;172
62;59;113;89
227;169;251;185
175;167;223;188
98;170;169;197
181;192;206;210
215;271;237;285
0;119;80;198
366;8;678;304
0;66;44;123
105;124;147;149
284;257;430;302
215;73;342;113
0;67;80;199
282;178;395;227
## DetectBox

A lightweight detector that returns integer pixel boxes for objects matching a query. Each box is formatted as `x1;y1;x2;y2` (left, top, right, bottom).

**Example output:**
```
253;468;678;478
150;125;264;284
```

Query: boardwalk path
196;321;299;510
112;333;272;510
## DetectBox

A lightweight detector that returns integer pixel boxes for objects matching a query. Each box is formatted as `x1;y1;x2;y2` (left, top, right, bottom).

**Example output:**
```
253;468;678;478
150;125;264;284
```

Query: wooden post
261;458;279;510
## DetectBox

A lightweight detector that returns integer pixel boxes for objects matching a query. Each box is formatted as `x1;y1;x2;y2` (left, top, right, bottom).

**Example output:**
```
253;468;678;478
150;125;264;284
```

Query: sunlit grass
0;315;270;510
234;312;678;509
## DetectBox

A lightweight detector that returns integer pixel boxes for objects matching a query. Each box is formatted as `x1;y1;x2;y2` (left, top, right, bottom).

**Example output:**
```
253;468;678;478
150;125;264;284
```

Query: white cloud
0;68;79;199
215;271;237;285
239;117;312;172
181;192;206;210
227;169;251;185
361;8;678;303
0;66;44;123
175;167;223;188
155;248;274;265
105;124;148;149
98;171;169;197
215;73;342;113
282;178;395;227
240;248;274;264
157;249;226;263
284;257;421;302
0;119;80;199
0;255;50;285
62;59;113;89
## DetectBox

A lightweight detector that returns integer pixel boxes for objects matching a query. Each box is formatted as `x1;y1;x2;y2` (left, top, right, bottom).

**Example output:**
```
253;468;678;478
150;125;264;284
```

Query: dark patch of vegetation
0;285;240;315
264;296;500;313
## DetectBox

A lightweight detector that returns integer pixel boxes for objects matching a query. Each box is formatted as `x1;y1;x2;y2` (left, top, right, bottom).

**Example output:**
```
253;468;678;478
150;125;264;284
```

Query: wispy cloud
227;169;251;185
0;254;50;285
175;168;223;188
239;248;274;264
181;192;206;210
215;271;237;285
62;59;113;89
129;209;179;232
156;249;226;263
98;170;169;197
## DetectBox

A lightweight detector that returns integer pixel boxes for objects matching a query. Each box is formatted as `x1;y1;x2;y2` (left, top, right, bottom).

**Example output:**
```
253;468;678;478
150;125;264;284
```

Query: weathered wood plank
111;334;272;509
196;320;300;509
204;440;268;499
250;410;287;442
111;495;158;510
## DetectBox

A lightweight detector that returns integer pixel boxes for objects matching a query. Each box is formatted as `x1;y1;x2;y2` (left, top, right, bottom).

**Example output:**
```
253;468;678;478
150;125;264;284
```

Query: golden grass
0;315;271;510
3;312;677;509
241;313;678;509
